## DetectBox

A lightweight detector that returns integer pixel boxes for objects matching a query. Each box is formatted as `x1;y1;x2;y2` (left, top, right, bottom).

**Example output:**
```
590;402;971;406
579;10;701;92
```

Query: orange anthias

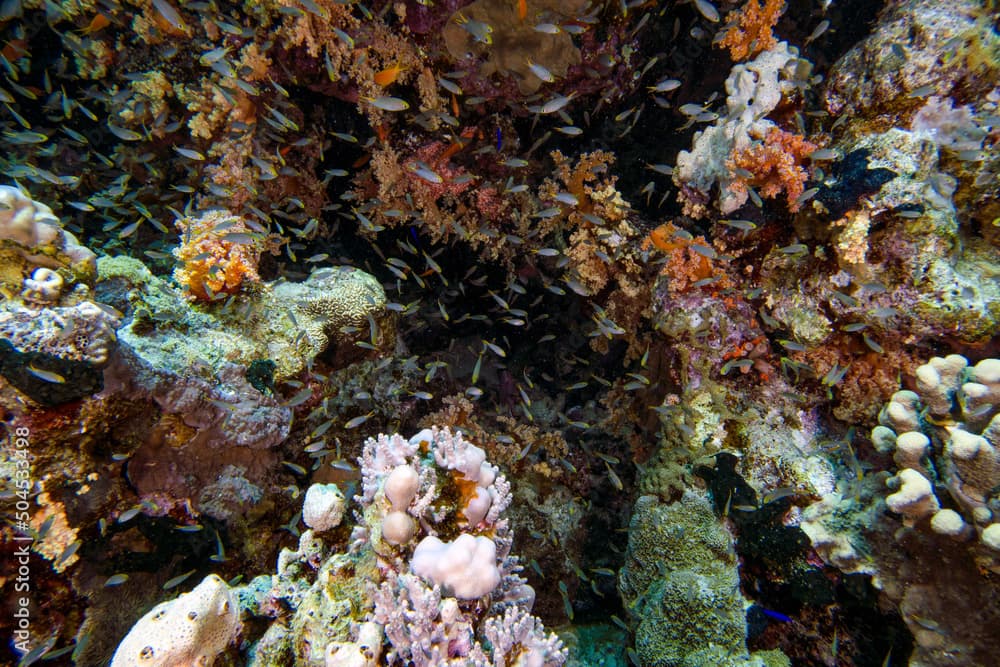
80;13;111;35
517;0;528;21
374;63;405;87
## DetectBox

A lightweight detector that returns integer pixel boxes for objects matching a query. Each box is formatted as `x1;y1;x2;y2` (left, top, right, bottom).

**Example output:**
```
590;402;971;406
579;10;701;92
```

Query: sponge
410;534;500;599
110;574;240;667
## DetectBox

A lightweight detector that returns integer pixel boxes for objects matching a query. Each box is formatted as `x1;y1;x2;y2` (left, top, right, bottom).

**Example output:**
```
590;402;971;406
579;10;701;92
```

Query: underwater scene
0;0;998;664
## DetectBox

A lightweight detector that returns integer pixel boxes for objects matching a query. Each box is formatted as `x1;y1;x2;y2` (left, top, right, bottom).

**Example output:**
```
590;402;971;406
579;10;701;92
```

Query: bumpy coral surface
878;356;1000;559
0;301;119;366
0;185;96;288
619;492;789;667
101;255;387;380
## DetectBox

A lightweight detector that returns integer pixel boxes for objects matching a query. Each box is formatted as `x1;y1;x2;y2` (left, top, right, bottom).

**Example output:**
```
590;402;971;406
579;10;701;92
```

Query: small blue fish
761;608;792;623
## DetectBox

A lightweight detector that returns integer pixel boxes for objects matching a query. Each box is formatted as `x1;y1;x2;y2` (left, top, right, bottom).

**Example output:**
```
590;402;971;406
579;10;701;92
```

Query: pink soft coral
728;127;817;212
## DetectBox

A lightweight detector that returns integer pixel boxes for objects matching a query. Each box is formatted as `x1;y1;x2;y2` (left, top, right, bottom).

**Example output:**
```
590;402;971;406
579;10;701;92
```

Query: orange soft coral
645;222;734;295
728;127;817;212
173;210;270;301
717;0;785;62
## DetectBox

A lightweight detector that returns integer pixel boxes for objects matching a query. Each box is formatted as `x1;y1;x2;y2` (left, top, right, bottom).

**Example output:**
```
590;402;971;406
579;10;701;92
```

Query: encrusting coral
101;255;387;380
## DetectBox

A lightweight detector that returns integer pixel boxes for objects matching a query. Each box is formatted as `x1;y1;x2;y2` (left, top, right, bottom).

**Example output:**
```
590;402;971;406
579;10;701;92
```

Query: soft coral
727;127;817;213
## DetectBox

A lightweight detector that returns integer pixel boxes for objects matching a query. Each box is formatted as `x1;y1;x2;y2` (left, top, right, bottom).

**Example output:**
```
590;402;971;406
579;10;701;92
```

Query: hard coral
172;210;277;301
728;127;817;212
717;0;785;62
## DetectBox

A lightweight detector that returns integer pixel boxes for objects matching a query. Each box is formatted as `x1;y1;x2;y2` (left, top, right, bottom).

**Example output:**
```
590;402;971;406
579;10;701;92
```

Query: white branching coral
357;428;563;666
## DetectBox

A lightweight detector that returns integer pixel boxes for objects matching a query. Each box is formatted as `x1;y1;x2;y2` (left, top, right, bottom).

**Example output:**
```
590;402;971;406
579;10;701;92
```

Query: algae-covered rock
825;0;1000;118
619;492;789;667
97;255;387;380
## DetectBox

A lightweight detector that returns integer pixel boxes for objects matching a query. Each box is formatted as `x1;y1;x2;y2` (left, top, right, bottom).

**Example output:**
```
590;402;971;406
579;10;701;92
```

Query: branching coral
645;222;734;295
727;126;817;212
717;0;785;62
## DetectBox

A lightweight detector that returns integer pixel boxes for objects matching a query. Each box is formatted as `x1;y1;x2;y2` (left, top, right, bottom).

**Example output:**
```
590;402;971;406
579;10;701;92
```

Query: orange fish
374;62;405;87
80;13;111;35
517;0;527;21
1;39;27;61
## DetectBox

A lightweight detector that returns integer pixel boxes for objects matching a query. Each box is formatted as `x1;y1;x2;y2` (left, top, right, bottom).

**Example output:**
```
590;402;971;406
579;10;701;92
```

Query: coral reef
3;0;1000;663
172;210;280;301
802;354;1000;667
619;492;789;667
0;185;96;289
100;254;387;380
243;427;565;666
879;356;1000;562
727;127;817;213
824;0;1000;118
674;41;812;217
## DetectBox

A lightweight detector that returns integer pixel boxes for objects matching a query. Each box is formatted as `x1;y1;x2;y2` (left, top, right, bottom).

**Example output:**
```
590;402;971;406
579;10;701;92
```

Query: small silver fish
365;96;409;111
